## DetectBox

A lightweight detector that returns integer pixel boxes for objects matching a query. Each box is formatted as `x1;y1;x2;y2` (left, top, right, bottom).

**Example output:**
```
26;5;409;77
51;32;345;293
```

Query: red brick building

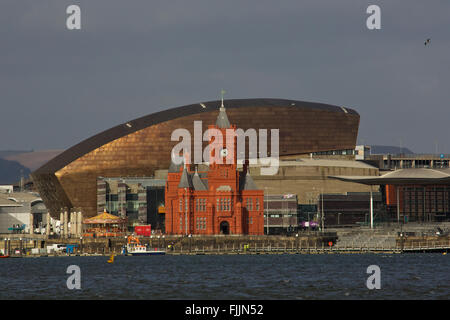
164;104;264;235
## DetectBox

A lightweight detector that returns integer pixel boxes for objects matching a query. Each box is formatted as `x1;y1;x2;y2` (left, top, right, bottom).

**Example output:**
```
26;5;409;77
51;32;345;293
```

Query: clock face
220;148;228;157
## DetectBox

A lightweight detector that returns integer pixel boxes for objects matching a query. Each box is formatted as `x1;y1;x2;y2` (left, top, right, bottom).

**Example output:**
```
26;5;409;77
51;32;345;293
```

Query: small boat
0;255;10;258
126;245;166;256
107;254;115;263
125;235;165;256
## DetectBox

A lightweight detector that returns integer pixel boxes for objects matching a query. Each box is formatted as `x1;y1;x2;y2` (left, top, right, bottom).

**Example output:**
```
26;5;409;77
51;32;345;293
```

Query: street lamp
265;187;269;235
79;236;83;254
318;188;324;232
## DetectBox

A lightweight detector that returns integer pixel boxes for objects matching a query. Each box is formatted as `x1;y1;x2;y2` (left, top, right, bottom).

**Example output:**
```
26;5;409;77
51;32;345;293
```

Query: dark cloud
0;0;449;153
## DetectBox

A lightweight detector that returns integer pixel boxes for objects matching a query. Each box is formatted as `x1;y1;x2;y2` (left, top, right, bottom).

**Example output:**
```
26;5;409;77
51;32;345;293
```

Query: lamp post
312;187;317;222
265;187;269;235
396;186;400;225
313;187;323;231
399;222;405;253
370;189;374;229
184;192;188;236
320;188;324;232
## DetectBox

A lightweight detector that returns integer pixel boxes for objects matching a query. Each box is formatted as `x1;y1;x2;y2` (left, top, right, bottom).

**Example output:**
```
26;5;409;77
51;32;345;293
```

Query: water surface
0;253;448;299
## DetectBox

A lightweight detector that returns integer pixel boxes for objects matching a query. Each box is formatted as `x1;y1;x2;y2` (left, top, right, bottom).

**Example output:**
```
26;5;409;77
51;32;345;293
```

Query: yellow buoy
107;254;115;263
443;252;447;255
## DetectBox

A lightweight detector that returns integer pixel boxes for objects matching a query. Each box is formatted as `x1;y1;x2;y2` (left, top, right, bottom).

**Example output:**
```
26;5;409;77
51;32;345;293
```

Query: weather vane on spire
220;89;226;109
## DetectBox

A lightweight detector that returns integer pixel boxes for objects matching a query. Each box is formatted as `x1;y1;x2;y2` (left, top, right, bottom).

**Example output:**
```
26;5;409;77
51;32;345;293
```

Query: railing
166;237;450;254
169;243;397;254
382;153;450;159
400;239;450;251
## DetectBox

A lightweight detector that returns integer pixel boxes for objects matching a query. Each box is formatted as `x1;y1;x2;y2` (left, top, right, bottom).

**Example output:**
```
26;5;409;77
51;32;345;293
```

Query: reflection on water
0;253;449;299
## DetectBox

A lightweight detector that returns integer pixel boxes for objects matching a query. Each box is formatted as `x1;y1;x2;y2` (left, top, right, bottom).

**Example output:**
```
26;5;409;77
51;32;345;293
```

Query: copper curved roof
34;98;358;174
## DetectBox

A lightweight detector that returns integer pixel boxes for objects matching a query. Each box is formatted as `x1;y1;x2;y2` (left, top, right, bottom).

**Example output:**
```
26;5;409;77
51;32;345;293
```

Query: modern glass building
388;185;450;223
97;177;165;231
331;168;450;223
263;194;298;235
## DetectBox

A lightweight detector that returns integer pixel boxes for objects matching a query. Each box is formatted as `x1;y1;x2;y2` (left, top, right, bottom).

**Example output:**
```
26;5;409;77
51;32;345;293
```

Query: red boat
0;255;10;258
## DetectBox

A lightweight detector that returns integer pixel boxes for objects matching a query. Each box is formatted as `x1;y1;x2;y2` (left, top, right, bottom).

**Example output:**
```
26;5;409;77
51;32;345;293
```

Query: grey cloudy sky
1;0;449;153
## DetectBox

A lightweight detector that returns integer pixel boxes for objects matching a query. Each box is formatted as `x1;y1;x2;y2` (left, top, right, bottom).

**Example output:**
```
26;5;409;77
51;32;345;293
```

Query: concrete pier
64;210;68;238
29;212;33;235
70;209;76;238
45;212;50;237
77;211;83;236
59;211;64;238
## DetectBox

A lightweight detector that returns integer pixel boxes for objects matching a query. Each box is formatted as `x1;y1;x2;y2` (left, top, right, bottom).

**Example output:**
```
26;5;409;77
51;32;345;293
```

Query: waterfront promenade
3;242;449;257
1;222;449;257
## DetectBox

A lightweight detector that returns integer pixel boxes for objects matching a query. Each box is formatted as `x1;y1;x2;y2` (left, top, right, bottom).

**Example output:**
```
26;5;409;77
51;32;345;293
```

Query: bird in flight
424;38;431;46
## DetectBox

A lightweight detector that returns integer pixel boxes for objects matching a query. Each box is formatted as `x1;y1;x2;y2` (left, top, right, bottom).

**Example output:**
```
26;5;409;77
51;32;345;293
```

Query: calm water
0;253;449;300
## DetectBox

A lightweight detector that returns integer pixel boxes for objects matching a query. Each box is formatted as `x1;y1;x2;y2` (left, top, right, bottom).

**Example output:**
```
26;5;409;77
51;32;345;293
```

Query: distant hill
0;150;33;159
0;158;31;184
0;149;64;184
370;145;414;155
3;149;64;171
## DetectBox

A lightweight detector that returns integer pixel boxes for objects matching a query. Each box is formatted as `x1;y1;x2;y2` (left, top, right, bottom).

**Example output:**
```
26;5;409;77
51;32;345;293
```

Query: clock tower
207;100;239;193
164;96;264;235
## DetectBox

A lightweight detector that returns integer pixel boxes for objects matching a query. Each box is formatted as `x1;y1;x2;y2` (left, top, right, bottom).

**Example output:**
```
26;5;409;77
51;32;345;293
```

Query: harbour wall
2;234;449;255
2;234;337;255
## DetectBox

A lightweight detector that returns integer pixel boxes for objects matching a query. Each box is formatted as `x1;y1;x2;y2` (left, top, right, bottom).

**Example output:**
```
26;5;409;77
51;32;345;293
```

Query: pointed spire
242;171;258;190
192;167;207;190
216;90;231;128
178;166;193;189
221;89;225;108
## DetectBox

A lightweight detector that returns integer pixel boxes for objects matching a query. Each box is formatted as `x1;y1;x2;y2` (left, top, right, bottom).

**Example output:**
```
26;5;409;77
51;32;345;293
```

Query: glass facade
400;185;450;222
312;149;355;156
98;177;166;231
263;195;299;235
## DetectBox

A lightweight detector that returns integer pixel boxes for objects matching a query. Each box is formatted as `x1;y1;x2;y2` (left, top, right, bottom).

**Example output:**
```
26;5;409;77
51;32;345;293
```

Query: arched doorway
220;221;230;235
